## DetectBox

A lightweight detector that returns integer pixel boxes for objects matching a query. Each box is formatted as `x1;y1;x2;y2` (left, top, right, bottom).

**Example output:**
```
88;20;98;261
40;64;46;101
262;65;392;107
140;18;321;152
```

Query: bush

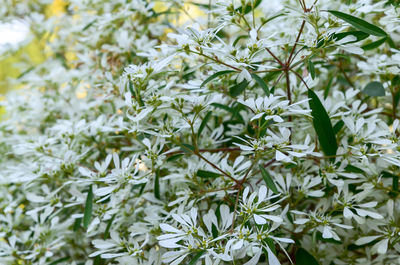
1;0;400;264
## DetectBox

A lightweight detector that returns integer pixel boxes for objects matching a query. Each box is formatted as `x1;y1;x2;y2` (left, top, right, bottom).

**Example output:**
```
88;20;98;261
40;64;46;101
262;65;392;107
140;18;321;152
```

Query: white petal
160;223;182;233
254;214;267;224
343;207;354;219
355;235;381;245
376;238;389;254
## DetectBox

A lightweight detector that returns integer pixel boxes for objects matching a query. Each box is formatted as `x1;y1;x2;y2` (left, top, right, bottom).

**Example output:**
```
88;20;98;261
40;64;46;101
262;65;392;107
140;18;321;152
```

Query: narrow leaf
362;81;385;97
198;111;212;138
362;37;387;50
154;169;160;199
328;10;387;37
251;73;270;96
259;165;278;194
83;186;93;229
200;70;235;87
104;214;116;239
333;31;369;43
196;170;220;179
229;80;249;97
308;60;316;79
333;120;344;134
308;89;338;157
296;248;320;265
188;250;206;265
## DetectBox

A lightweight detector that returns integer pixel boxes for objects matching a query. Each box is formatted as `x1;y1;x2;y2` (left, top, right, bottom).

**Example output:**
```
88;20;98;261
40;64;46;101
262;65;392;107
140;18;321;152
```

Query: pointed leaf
328;10;387;37
295;248;320;265
362;37;387;50
229;80;249;97
308;60;316;79
198;111;212;138
154;169;160;199
362;81;385;97
201;70;235;87
188;250;206;265
196;170;220;179
308;89;338;157
83;185;93;229
251;73;270;96
259;165;278;194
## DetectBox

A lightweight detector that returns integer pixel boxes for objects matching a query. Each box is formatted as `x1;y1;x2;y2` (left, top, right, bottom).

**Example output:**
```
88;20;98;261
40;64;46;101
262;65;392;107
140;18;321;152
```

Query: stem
195;152;239;184
287;20;306;65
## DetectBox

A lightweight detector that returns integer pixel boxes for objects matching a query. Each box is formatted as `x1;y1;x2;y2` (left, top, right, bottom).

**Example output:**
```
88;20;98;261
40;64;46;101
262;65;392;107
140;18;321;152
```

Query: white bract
0;0;400;264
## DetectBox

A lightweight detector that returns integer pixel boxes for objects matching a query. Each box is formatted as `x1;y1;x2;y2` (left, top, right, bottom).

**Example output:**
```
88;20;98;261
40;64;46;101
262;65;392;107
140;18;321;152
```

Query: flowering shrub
1;0;400;264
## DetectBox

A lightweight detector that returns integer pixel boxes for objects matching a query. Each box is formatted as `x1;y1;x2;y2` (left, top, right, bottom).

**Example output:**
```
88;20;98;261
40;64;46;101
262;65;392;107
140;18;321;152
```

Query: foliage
0;0;400;264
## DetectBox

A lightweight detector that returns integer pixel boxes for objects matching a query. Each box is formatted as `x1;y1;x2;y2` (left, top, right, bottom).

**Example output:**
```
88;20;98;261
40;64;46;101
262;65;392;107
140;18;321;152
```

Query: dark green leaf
333;31;369;43
362;37;387;50
393;175;399;191
308;60;316;79
251;73;270;96
328;10;387;37
188;250;206;265
48;257;70;265
333;120;344;134
104;214;116;239
345;165;364;174
200;70;235;87
167;154;184;162
83;186;93;229
362;81;385;97
233;35;248;46
296;248;320;265
259;165;278;194
263;238;277;255
236;0;262;14
198;111;212;138
154;169;160;199
180;143;195;153
211;223;218;238
324;77;334;99
211;103;245;123
229;80;249;97
308;89;338;157
196;170;220;179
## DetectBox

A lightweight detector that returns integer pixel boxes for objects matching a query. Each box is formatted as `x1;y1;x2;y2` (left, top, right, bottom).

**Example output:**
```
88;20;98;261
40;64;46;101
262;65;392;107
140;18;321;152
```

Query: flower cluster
1;0;400;264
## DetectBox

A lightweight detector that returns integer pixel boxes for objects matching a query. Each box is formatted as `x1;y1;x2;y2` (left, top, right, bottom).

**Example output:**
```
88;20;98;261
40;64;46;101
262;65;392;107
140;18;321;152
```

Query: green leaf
180;143;195;153
362;81;385;97
83;185;93;229
308;60;316;79
251;73;270;96
200;70;235;87
333;31;369;43
328;10;387;37
196;169;220;179
362;37;387;50
167;153;184;162
236;0;262;14
308;89;338;157
188;250;206;265
211;103;245;123
48;257;70;265
104;214;116;239
263;238;277;255
259;165;278;194
295;248;320;265
324;77;333;99
154;169;160;199
229;80;249;97
345;165;364;174
198;111;212;138
333;120;344;134
233;35;248;46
